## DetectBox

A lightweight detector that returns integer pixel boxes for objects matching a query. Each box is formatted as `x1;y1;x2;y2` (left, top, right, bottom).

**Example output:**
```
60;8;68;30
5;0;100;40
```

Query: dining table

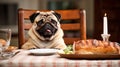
0;49;120;67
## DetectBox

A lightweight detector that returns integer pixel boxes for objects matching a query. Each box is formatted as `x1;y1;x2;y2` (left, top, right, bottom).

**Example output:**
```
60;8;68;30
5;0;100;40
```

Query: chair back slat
24;23;81;30
23;10;81;20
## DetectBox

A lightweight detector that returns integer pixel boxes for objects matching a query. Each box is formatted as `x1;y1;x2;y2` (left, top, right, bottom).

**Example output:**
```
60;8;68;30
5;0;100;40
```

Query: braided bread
73;39;120;54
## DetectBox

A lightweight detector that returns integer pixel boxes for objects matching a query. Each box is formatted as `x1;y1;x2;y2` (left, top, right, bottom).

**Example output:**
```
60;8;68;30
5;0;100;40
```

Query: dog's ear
52;11;61;21
29;12;40;23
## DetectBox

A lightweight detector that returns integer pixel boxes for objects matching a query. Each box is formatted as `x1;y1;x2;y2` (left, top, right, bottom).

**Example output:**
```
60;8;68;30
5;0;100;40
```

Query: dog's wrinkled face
29;11;61;40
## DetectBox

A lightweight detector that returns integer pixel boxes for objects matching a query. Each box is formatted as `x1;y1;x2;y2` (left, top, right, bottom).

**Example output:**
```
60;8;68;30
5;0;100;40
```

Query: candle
103;13;108;34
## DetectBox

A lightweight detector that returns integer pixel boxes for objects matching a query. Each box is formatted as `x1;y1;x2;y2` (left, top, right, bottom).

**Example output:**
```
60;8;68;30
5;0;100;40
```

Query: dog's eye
37;19;43;26
51;19;57;25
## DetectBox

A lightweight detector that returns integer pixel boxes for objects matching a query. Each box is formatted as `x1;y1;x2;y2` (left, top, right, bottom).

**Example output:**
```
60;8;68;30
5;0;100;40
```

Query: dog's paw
22;43;37;50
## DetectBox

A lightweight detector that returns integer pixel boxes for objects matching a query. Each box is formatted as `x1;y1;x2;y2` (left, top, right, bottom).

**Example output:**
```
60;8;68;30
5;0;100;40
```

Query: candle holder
101;34;110;42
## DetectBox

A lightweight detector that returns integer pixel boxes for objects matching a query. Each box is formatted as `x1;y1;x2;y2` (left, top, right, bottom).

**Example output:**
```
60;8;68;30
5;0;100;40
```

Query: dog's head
29;11;61;41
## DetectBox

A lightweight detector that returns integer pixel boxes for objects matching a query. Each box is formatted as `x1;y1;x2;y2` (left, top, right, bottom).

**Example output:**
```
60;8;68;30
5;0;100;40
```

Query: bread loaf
5;46;18;52
0;39;6;46
73;39;120;54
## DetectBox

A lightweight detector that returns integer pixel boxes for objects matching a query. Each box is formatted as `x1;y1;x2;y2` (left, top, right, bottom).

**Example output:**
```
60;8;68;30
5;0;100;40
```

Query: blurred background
0;0;120;46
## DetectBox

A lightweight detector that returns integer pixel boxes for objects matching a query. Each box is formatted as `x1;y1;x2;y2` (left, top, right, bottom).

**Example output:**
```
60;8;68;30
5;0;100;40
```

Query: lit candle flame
104;13;107;17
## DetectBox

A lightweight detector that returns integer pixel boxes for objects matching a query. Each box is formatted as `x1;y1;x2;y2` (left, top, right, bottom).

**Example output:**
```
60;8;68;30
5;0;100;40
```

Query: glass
0;29;12;59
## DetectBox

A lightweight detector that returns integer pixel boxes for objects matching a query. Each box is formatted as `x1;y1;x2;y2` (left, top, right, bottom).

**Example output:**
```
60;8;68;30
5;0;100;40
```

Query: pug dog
22;11;67;50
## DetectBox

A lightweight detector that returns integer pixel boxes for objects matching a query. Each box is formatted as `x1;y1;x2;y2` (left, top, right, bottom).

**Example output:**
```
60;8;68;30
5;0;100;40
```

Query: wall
77;0;94;38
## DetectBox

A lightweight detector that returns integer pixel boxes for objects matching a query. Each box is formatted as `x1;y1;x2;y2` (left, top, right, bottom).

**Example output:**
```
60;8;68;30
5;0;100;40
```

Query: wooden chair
18;8;86;49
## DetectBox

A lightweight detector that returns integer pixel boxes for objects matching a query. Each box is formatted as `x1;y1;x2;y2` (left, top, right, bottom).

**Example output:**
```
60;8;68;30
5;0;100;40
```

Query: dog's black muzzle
36;22;58;39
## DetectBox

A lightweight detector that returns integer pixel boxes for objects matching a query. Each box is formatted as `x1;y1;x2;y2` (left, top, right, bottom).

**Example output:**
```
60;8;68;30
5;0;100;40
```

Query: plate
58;53;120;59
29;49;59;55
